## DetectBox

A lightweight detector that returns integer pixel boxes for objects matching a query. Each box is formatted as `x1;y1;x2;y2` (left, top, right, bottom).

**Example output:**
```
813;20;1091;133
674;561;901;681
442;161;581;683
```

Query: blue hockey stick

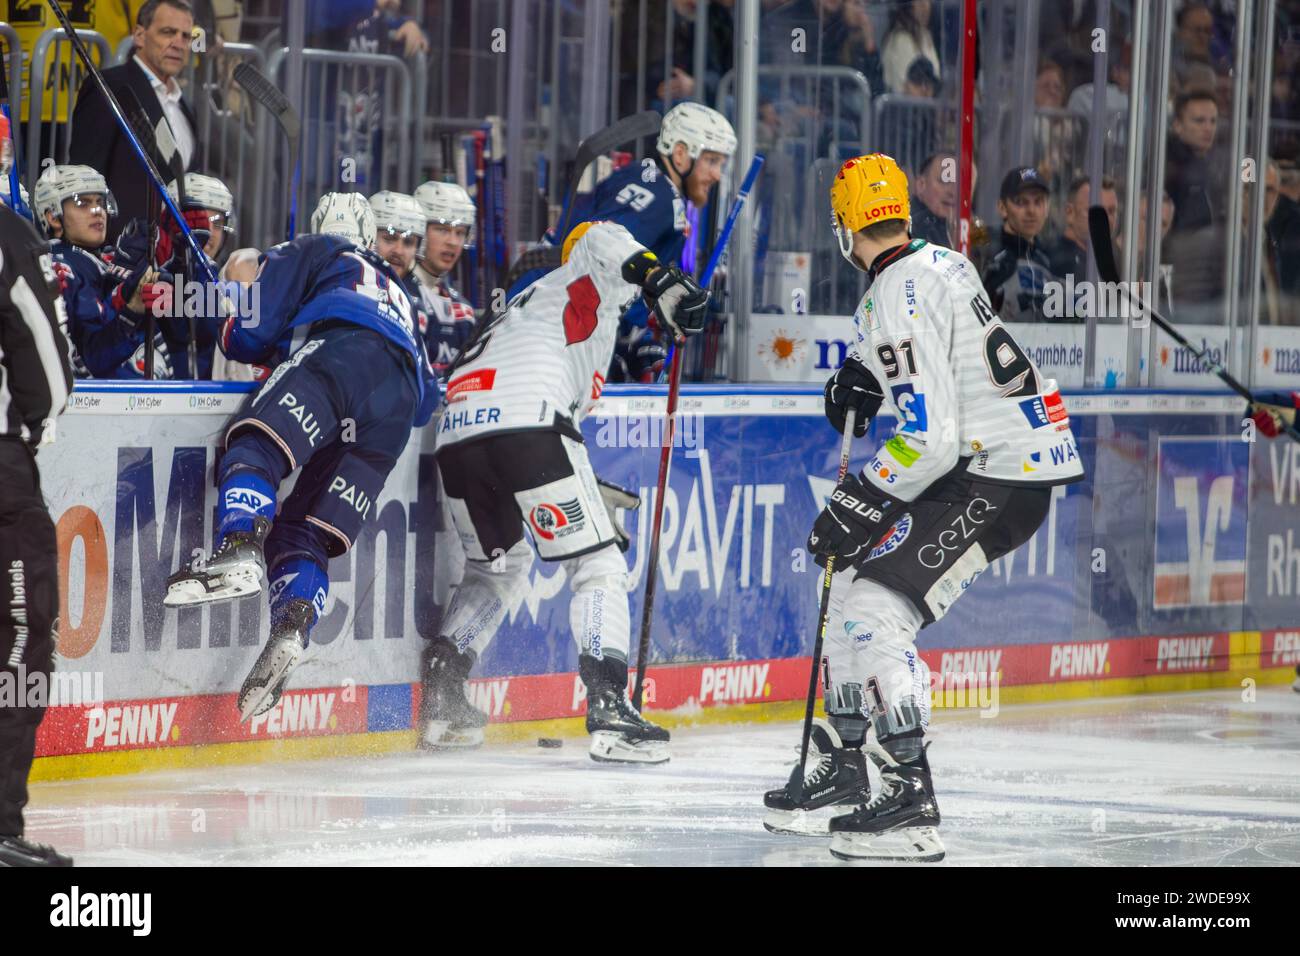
632;153;764;710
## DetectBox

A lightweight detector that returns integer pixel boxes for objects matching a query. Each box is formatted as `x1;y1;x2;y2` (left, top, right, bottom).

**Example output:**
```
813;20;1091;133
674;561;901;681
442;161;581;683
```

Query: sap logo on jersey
891;384;928;433
866;513;912;561
529;499;585;540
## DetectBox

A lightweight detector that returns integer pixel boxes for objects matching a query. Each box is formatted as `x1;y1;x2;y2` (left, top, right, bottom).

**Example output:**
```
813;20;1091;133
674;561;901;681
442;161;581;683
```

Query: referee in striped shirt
0;119;75;866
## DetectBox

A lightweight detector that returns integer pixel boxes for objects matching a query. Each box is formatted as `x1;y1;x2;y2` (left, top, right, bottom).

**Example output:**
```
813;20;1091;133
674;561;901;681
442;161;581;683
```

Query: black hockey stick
43;0;217;289
554;109;661;242
792;407;857;800
1088;205;1300;442
233;62;301;241
123;86;198;377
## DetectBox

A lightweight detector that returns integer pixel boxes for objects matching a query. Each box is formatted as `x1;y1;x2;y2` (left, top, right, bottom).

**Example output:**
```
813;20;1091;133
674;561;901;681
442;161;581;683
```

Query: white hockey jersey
434;221;647;446
850;239;1085;502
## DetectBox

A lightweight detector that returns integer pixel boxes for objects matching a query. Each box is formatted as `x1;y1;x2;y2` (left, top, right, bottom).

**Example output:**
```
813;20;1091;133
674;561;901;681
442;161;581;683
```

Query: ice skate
582;655;670;765
237;598;312;722
165;516;270;608
420;638;488;750
763;719;870;836
828;744;945;862
0;835;73;867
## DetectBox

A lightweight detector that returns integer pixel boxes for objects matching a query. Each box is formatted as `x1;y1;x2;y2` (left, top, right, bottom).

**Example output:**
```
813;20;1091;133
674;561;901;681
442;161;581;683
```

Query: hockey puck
537;737;563;749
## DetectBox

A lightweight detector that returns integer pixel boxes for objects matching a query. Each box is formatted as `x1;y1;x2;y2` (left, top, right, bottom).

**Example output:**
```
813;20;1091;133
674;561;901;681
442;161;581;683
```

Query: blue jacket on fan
221;234;440;425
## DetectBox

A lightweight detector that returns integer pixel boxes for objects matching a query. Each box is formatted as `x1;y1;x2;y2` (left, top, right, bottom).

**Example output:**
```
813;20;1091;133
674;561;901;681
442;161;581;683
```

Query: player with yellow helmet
763;153;1085;863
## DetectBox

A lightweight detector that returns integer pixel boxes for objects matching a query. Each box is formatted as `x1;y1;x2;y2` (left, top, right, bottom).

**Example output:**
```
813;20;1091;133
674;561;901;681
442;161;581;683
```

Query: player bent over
763;155;1084;861
425;221;707;763
164;193;439;721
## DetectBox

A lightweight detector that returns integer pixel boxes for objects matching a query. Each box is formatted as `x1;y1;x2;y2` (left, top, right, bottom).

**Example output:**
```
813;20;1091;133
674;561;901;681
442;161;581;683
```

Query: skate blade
420;721;485;751
762;807;839;837
588;731;670;765
238;642;302;723
828;826;946;863
164;567;263;608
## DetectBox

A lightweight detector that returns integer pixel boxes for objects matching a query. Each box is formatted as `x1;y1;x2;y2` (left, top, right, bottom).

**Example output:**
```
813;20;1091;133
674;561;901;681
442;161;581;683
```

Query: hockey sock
268;556;329;635
565;545;631;661
216;469;277;540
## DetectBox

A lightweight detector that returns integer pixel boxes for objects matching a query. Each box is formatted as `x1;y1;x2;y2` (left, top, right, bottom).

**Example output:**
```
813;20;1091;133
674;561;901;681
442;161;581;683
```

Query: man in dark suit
69;0;197;243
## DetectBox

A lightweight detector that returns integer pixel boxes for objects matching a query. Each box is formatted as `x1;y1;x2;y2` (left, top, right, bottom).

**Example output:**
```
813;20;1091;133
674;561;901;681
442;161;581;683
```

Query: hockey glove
644;266;709;340
1247;390;1299;440
596;477;640;553
807;473;893;566
824;356;884;437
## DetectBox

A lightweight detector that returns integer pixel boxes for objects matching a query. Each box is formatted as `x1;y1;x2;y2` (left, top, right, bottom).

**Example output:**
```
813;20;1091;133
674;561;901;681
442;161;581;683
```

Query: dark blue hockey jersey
50;239;171;379
222;234;440;425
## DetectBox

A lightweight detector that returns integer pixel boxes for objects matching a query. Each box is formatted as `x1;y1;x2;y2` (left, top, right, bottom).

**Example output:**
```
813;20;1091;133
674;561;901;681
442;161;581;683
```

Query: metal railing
22;29;111;195
251;46;414;247
871;94;961;180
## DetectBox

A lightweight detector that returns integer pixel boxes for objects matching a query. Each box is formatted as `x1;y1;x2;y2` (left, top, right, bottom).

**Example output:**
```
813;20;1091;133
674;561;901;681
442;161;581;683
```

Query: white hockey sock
439;540;531;658
564;544;631;661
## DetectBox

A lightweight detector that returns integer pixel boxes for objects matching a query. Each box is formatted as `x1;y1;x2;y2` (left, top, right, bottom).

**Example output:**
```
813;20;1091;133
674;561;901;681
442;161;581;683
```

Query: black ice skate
237;598;313;722
165;516;271;608
581;654;670;765
828;744;945;862
0;834;73;867
763;719;870;836
420;638;488;750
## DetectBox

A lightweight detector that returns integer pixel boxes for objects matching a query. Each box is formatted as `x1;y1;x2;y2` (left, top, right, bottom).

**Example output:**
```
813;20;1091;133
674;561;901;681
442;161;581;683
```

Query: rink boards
29;382;1300;776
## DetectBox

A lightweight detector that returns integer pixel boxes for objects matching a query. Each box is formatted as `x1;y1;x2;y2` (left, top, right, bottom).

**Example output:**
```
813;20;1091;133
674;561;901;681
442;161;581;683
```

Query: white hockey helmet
414;180;476;245
168;173;236;235
368;190;426;240
656;102;737;161
310;191;377;248
33;164;117;236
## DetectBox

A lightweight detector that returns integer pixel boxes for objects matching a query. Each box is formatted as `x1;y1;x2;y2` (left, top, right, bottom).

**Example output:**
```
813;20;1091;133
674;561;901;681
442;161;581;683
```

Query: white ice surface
25;687;1300;866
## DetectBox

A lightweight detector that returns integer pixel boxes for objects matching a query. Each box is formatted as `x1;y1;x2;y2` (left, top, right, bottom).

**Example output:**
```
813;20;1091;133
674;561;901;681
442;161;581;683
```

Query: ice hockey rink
25;686;1300;867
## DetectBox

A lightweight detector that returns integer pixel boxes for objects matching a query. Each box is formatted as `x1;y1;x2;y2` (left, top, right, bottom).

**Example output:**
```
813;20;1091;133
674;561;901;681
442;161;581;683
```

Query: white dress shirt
133;54;195;169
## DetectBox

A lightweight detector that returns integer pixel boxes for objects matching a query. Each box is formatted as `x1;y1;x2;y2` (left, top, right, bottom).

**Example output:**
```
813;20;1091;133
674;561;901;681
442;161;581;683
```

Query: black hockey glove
596;477;640;553
824;356;884;437
807;473;893;567
644;266;709;340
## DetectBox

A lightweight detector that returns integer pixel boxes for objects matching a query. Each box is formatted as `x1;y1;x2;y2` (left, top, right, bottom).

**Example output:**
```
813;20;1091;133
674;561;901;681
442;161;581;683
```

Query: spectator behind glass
1067;43;1132;116
910;150;956;248
1266;159;1300;318
982;166;1060;323
1166;89;1223;232
836;0;885;100
1035;60;1067;109
1048;176;1118;288
881;0;940;95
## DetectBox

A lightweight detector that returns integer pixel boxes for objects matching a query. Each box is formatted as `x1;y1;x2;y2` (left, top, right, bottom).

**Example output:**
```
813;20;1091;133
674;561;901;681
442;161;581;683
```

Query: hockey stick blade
233;62;301;139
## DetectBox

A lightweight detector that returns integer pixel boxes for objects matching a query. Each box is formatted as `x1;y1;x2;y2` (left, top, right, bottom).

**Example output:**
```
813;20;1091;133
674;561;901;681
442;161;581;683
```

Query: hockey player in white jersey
762;154;1085;860
425;219;708;762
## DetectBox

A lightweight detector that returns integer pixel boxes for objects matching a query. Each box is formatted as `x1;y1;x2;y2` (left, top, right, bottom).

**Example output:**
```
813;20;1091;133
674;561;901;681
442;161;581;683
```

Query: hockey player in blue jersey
514;103;735;381
164;192;440;721
34;164;173;378
412;180;477;374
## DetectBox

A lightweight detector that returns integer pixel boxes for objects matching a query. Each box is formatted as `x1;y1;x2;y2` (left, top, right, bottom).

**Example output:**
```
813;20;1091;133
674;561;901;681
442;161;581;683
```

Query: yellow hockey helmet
829;153;911;262
561;220;599;265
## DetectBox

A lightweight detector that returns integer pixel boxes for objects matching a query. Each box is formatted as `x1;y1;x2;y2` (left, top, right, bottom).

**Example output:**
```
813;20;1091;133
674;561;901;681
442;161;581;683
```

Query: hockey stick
631;153;765;710
1088;205;1300;442
793;407;857;800
43;0;217;289
233;61;301;241
554;110;661;243
123;86;198;377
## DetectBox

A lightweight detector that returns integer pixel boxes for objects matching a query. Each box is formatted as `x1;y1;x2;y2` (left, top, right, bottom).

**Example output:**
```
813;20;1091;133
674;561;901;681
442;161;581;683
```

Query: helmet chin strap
665;150;695;196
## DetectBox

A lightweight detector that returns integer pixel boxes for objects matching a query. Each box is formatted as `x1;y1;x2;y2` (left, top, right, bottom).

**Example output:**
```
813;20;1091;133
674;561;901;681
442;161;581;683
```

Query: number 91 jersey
850;239;1085;501
435;221;649;447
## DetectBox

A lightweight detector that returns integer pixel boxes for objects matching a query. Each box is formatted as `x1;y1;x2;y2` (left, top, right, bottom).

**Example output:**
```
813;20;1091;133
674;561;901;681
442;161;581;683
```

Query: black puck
537;737;563;749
